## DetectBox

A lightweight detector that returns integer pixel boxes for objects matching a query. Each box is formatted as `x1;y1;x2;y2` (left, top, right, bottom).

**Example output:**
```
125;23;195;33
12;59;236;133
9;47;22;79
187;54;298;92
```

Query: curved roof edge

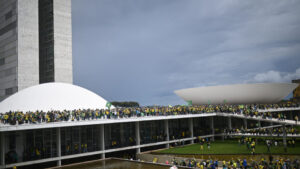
0;82;113;112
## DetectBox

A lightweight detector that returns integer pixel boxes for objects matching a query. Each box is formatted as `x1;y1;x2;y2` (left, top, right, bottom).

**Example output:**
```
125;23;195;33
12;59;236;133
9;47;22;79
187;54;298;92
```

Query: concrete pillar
135;122;140;154
210;117;215;141
57;128;61;166
100;124;105;159
228;117;232;130
243;119;247;129
164;120;170;148
189;118;194;144
283;124;287;152
1;132;5;166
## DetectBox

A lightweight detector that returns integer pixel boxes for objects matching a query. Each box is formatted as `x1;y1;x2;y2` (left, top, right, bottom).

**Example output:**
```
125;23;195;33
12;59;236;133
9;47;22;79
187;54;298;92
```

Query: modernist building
174;83;298;105
0;0;72;101
0;83;300;168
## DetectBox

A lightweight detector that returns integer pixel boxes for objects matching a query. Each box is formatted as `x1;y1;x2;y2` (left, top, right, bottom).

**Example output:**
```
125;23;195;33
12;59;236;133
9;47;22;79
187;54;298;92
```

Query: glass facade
213;116;227;134
61;126;101;155
169;119;190;140
105;123;136;149
1;116;232;166
140;121;165;144
193;117;211;136
4;129;57;164
39;0;54;83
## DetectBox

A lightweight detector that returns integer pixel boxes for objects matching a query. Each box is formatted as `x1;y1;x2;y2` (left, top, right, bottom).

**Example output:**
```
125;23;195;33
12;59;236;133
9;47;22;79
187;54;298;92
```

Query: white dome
174;83;298;105
0;82;112;112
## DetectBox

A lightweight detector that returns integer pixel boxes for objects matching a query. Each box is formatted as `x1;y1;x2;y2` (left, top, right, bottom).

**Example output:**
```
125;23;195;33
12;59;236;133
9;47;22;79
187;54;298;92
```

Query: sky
72;0;300;106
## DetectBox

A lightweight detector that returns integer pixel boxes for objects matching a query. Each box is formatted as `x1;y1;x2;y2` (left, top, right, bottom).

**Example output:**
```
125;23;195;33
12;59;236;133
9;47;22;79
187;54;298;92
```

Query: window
0;21;16;36
0;58;4;66
5;11;13;20
5;87;13;95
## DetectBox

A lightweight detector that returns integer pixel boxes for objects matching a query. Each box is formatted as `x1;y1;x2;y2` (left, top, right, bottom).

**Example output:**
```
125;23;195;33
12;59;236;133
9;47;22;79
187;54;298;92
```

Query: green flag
168;105;173;108
223;99;227;104
239;105;244;109
208;100;211;105
106;102;112;109
187;100;192;106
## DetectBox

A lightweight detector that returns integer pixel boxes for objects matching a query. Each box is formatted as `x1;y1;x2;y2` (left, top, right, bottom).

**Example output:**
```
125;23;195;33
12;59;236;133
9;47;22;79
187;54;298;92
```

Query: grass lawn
157;140;300;155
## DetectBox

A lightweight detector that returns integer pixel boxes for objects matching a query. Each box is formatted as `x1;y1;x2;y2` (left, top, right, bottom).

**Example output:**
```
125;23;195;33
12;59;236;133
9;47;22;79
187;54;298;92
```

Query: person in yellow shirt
233;162;237;169
36;148;41;158
222;160;226;168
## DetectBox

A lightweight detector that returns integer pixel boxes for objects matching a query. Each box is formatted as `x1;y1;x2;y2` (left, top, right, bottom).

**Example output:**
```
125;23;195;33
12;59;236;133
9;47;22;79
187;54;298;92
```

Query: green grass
157;140;300;155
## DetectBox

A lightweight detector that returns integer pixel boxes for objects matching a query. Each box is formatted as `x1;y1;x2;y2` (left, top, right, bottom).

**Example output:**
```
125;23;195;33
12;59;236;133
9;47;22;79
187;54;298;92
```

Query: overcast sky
72;0;300;106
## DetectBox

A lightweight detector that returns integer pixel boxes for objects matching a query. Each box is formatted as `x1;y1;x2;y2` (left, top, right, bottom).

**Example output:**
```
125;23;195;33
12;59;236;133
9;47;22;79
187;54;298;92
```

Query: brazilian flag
106;102;112;109
187;100;192;106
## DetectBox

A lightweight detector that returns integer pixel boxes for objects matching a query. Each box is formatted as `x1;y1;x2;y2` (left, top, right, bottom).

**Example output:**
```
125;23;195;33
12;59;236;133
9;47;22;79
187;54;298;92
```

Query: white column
135;122;140;154
57;128;61;166
210;117;215;141
1;132;5;166
189;118;194;144
100;124;105;159
164;120;169;148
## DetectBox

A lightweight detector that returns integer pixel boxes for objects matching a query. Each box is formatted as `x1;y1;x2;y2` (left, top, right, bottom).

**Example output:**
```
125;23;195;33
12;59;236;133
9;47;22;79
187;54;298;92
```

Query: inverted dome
0;83;112;112
174;83;298;105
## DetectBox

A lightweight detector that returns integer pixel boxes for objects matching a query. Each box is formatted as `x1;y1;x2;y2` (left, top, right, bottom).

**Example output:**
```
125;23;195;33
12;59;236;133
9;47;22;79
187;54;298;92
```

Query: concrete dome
0;83;111;112
174;83;298;105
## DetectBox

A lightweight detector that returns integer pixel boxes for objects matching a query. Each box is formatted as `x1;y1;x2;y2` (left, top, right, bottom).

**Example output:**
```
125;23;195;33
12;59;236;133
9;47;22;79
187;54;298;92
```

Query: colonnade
2;111;297;169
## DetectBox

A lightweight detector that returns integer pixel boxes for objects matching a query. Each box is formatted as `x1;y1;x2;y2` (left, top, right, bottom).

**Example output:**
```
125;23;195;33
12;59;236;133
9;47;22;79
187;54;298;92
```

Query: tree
111;101;140;107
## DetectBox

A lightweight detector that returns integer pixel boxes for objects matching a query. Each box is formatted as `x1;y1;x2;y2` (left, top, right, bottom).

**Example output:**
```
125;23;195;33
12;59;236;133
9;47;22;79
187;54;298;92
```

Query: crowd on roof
0;102;299;125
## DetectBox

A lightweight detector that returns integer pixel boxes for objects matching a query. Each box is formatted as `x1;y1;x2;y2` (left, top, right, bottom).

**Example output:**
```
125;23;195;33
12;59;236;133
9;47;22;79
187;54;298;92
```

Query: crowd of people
0;102;299;125
167;157;300;169
226;127;299;136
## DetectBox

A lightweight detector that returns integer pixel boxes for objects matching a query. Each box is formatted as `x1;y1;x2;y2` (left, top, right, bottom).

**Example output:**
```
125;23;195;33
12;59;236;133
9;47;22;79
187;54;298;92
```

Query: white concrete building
174;83;298;105
0;82;299;169
0;0;72;101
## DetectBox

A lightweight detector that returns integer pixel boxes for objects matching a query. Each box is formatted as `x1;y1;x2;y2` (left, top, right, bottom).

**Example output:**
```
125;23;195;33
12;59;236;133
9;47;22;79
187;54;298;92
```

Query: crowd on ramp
0;102;299;125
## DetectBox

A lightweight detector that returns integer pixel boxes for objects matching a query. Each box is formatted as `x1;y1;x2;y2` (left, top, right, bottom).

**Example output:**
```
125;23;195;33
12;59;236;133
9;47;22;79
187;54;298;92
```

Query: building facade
1;109;300;168
0;0;72;101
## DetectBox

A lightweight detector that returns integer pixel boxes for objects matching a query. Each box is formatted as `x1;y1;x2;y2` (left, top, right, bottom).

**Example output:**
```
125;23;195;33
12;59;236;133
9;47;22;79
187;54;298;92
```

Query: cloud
247;68;300;83
72;0;300;105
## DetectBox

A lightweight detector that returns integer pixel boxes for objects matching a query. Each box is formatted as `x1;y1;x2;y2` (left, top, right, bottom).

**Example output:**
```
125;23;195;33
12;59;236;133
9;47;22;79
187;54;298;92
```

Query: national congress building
1;1;300;169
